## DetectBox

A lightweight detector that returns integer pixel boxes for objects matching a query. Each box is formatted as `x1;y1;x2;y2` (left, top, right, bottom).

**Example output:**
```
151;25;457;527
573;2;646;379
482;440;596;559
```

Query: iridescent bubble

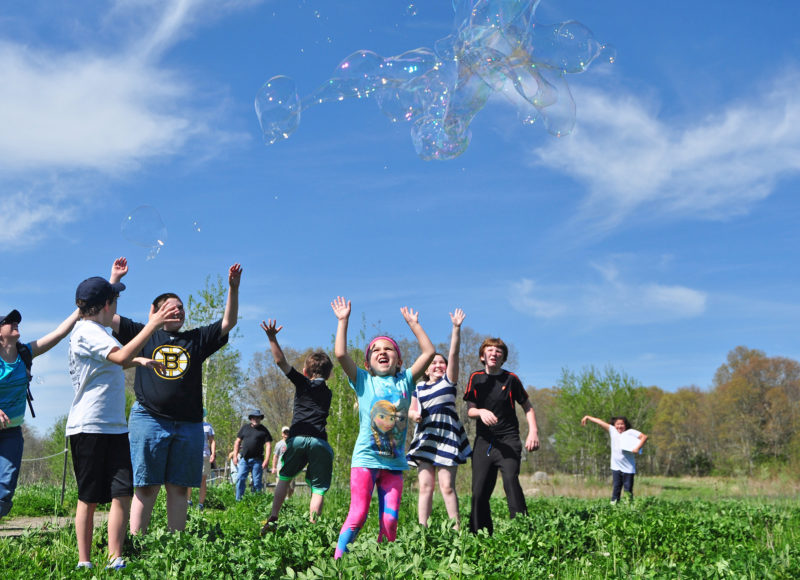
257;0;612;159
121;206;167;261
255;75;301;145
411;116;470;161
192;220;201;233
406;3;417;17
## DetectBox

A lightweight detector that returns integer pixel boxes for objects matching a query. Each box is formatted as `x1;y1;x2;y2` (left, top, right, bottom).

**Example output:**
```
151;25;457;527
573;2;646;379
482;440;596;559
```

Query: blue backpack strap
16;342;35;418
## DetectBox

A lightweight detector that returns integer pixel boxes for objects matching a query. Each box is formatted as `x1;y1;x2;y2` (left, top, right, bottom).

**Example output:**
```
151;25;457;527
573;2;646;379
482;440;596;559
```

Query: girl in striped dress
407;308;472;528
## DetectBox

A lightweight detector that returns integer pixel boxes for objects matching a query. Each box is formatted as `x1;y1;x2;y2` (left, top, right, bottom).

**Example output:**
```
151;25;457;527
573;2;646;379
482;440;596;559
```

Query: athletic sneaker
106;557;126;570
76;562;94;569
260;516;278;536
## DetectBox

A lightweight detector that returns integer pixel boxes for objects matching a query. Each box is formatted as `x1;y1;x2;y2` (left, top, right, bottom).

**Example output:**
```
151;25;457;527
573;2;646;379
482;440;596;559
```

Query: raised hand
110;257;128;283
450;308;465;327
400;306;419;326
331;296;351;320
228;263;243;289
260;319;283;339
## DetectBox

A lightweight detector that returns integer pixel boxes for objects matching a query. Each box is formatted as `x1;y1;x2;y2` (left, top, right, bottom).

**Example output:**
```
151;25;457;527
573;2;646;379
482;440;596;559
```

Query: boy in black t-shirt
259;319;334;534
233;409;272;500
110;260;242;533
463;338;539;534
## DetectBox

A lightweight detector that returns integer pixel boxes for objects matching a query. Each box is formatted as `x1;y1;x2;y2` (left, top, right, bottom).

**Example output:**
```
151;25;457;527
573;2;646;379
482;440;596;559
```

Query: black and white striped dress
406;377;472;467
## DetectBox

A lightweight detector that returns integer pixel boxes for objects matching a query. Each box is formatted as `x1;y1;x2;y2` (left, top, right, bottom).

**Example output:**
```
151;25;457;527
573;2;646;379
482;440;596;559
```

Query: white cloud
0;0;258;247
0;43;192;173
532;71;800;233
510;260;707;325
0;186;81;245
509;279;566;319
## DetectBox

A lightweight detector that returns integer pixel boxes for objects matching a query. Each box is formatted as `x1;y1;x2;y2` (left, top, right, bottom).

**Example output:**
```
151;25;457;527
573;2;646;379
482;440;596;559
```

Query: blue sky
2;1;799;435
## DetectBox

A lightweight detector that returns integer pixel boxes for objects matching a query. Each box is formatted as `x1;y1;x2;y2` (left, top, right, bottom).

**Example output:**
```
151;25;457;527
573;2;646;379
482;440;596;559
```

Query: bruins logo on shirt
152;345;189;379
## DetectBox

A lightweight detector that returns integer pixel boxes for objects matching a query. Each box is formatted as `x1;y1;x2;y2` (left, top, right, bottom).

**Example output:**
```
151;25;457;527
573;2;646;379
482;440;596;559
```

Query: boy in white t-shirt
68;264;179;570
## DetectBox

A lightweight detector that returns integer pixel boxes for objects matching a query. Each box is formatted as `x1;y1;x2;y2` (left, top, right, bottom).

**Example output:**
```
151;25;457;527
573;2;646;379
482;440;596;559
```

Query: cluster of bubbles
255;0;614;160
121;205;167;260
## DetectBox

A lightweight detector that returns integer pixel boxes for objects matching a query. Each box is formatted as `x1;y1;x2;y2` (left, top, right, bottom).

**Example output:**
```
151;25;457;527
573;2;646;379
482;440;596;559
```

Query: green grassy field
2;478;799;579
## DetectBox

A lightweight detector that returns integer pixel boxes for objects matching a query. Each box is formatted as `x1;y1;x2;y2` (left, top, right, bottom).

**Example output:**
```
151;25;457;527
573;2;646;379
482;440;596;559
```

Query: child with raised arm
111;261;241;534
68;262;180;570
259;319;334;534
0;307;80;520
581;415;648;503
464;338;539;535
331;297;435;559
406;308;472;528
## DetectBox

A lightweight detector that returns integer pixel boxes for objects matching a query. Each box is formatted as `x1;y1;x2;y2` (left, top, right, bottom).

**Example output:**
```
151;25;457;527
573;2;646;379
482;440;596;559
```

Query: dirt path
0;512;108;538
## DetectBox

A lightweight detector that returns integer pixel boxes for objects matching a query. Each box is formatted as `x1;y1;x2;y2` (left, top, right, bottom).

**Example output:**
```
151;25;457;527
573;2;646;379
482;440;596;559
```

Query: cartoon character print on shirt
369;399;409;458
151;344;190;379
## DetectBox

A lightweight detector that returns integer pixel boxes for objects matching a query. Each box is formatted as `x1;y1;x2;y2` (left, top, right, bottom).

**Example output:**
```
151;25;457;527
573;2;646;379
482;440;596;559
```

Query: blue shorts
128;403;203;488
279;436;333;495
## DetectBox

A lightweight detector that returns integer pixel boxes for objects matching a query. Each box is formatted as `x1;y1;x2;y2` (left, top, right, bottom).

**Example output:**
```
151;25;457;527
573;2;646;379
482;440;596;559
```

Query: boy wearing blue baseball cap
67;260;180;570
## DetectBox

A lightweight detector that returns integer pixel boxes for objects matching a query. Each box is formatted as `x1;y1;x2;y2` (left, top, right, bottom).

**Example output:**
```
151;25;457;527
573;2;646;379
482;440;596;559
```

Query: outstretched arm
401;307;436;383
522;400;540;452
109;257;128;334
331;297;358;382
581;415;611;431
221;263;242;336
29;308;81;357
445;308;465;384
260;320;291;374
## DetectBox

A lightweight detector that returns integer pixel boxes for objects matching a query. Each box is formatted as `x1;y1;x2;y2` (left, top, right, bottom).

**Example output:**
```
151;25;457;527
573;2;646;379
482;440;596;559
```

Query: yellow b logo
152;345;190;379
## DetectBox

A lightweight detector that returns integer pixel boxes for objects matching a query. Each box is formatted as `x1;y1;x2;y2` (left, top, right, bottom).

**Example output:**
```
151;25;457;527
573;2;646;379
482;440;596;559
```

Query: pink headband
365;336;402;368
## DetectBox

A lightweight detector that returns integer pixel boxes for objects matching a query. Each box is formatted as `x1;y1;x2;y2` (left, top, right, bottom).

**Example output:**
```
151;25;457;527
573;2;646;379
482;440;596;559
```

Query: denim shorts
128;403;203;487
0;427;24;517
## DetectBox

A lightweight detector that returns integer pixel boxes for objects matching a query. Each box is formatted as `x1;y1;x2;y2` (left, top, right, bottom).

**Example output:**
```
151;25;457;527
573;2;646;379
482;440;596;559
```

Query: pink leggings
334;467;403;559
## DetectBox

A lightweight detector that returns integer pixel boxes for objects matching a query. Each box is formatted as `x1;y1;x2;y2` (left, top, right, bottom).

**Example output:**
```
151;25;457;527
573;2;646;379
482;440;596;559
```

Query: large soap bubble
256;0;614;159
255;76;301;145
121;206;167;260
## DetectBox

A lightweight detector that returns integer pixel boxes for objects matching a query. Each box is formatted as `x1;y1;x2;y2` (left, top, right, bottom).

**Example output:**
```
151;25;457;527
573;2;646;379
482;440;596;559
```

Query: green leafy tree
710;346;800;474
555;365;657;476
651;386;713;475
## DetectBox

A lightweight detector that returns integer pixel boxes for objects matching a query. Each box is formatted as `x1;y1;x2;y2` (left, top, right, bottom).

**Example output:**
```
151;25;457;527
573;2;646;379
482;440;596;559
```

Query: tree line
19;276;800;485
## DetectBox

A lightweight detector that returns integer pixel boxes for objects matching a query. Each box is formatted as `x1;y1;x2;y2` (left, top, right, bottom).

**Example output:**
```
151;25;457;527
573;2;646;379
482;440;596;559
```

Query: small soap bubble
314;9;321;19
35;376;44;385
406;3;417;17
121;206;168;261
192;221;201;233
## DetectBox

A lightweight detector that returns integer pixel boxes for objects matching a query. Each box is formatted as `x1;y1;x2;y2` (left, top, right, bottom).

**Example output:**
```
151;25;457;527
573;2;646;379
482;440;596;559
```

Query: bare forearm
526;406;538;436
268;338;291;374
30;309;80;357
107;320;161;365
447;324;461;383
221;286;239;336
408;321;435;381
